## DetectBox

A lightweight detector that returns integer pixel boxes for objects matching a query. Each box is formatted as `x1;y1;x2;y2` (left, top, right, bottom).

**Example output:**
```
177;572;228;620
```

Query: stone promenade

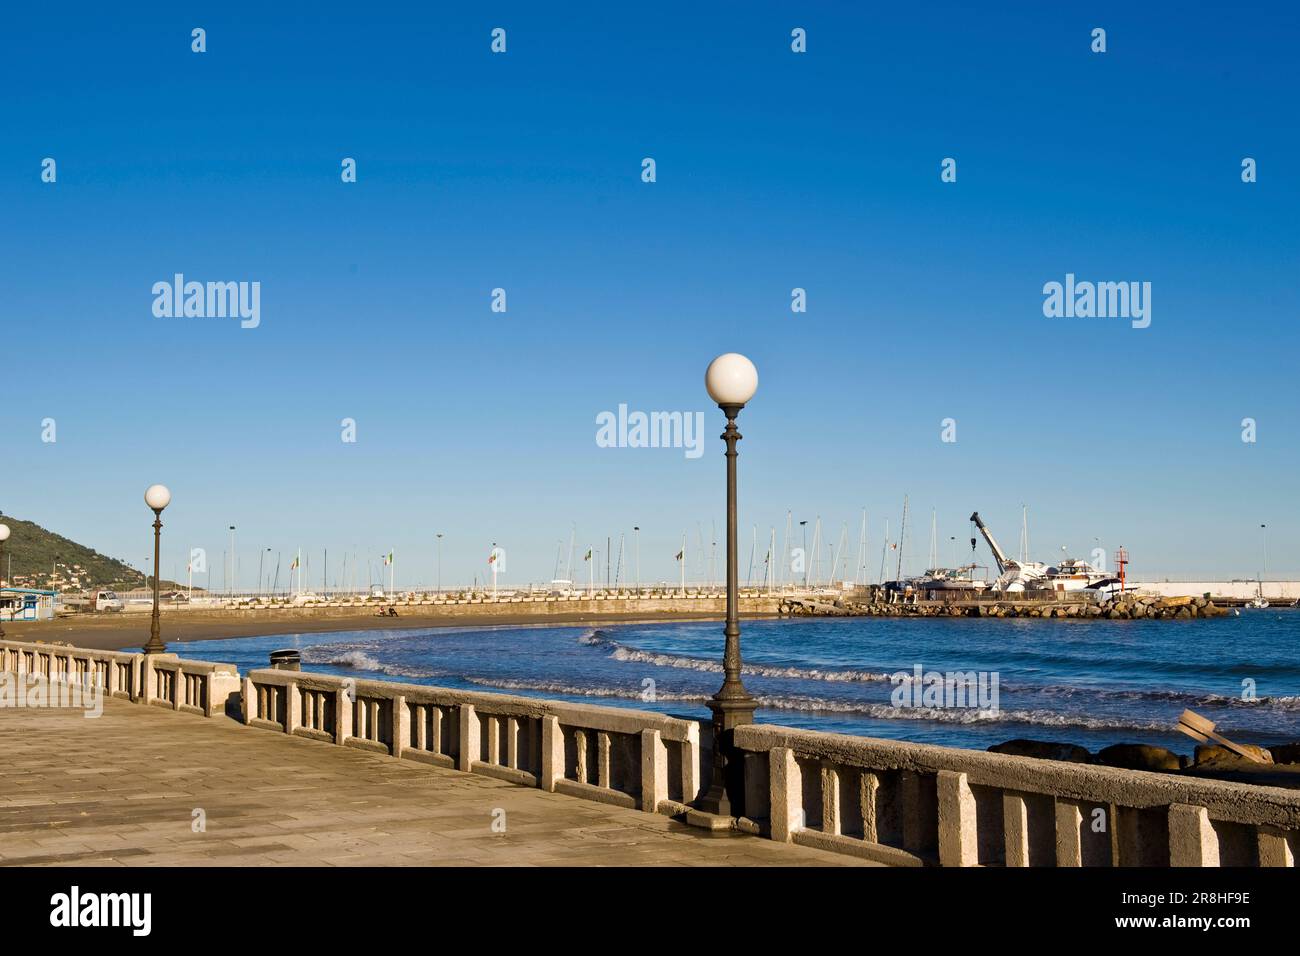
0;696;870;867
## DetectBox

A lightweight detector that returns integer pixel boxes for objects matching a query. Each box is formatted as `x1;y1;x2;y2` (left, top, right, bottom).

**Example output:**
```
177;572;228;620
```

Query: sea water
169;611;1300;754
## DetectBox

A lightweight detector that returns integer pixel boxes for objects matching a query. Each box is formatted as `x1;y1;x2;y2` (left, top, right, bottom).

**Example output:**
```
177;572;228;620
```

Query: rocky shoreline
783;592;1229;619
990;738;1300;789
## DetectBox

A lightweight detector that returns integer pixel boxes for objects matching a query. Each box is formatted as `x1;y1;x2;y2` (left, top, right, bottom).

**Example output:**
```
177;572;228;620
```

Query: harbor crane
970;512;1047;591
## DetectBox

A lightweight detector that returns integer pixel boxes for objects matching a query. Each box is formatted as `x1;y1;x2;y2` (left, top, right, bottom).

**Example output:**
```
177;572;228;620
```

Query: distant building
0;587;58;622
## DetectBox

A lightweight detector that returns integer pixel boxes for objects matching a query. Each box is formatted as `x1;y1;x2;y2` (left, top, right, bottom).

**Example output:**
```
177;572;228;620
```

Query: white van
92;590;125;612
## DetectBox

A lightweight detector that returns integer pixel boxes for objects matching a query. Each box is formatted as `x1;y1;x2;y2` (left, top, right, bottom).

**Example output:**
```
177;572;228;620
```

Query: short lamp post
696;353;759;818
143;484;171;654
0;523;9;639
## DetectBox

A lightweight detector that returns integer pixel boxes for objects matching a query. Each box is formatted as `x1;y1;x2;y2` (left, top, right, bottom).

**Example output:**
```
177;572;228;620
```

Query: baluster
860;771;880;843
1054;799;1084;867
937;770;978;866
821;762;841;835
413;704;427;750
1003;792;1030;867
597;732;612;789
506;717;520;769
770;747;802;842
486;715;501;765
1168;804;1219;867
574;729;588;784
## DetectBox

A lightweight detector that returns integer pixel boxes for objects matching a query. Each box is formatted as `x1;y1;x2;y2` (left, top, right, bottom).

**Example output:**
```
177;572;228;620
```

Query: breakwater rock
780;593;1228;620
990;737;1300;789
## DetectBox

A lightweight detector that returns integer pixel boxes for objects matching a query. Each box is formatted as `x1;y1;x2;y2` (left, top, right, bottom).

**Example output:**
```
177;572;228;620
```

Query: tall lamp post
144;485;171;654
0;523;10;639
799;520;808;587
1261;524;1268;584
696;353;759;818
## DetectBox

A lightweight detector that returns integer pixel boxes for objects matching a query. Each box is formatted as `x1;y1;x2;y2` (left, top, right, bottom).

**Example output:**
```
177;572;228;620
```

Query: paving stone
0;696;876;867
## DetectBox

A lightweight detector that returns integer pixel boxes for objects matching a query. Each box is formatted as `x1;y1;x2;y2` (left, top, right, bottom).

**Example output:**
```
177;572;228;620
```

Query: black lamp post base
695;694;758;818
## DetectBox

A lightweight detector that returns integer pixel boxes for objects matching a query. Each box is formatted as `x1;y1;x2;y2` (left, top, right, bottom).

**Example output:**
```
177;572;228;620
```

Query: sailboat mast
780;511;792;589
810;517;822;586
878;519;890;585
896;496;908;581
566;524;576;582
929;508;938;570
857;509;868;585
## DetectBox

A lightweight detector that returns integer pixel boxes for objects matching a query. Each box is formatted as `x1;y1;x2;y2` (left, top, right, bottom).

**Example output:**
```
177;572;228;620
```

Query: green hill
0;515;186;592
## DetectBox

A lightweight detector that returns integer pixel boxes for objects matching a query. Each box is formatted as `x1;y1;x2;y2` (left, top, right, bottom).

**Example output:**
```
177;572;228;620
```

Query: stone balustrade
242;669;704;814
734;724;1300;867
0;638;240;717
8;637;1297;867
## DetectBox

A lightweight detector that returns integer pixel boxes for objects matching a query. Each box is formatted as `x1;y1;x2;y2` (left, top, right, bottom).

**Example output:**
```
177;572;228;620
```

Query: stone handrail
144;655;242;716
735;724;1300;867
243;669;703;814
13;637;1293;867
0;638;240;717
1;639;140;700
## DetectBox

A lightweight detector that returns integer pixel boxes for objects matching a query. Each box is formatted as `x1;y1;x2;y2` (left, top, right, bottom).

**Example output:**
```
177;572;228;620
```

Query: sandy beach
1;607;740;652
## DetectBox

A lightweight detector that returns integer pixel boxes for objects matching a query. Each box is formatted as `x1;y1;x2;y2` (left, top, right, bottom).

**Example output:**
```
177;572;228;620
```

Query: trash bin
269;648;301;671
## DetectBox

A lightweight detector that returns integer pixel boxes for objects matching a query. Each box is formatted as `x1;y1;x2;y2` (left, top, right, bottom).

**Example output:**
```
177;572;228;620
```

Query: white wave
461;673;1173;733
465;675;709;702
300;647;442;680
585;632;891;683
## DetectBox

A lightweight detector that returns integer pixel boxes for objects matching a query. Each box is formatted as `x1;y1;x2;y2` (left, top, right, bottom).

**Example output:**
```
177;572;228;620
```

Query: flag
675;549;684;561
487;551;497;564
584;549;592;561
290;554;300;570
383;551;393;566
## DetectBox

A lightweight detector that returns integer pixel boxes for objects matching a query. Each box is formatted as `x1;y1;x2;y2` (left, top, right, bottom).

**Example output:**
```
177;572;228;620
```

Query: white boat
915;565;989;592
972;511;1124;596
1033;558;1116;593
1250;525;1270;608
1247;576;1268;609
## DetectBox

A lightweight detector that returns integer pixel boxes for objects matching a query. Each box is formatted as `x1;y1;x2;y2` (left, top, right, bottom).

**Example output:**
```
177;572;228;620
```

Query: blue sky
1;2;1297;587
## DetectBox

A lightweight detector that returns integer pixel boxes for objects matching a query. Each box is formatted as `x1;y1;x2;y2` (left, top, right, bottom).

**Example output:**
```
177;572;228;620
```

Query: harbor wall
1132;581;1300;601
108;595;784;618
